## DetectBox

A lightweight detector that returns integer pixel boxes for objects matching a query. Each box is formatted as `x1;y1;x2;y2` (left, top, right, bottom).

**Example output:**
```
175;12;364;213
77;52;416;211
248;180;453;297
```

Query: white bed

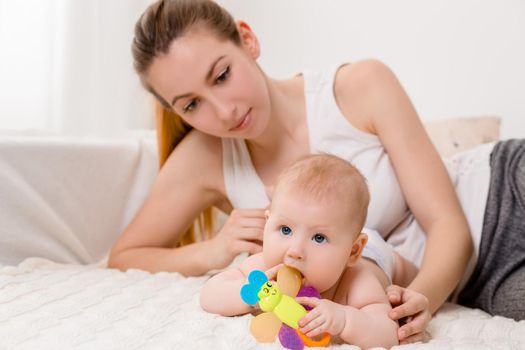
1;258;524;350
0;118;523;350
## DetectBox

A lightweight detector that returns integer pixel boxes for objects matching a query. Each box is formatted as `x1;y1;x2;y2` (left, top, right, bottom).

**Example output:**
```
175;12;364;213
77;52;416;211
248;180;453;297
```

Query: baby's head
263;154;370;292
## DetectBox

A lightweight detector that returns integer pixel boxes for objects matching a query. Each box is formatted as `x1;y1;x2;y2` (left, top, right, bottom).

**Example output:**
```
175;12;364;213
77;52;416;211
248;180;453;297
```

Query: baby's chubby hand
295;297;346;338
263;263;283;281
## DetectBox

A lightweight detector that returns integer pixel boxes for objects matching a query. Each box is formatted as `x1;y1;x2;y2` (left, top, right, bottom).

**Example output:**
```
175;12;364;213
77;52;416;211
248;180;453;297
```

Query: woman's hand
207;208;266;270
386;285;432;344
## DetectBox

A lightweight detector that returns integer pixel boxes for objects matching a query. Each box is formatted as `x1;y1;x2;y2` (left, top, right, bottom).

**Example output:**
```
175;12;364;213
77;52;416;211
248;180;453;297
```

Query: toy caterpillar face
258;281;282;312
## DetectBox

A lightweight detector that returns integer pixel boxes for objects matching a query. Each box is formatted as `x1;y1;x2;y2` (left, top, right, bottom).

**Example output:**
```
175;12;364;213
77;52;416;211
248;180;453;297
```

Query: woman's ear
348;233;368;265
236;21;260;59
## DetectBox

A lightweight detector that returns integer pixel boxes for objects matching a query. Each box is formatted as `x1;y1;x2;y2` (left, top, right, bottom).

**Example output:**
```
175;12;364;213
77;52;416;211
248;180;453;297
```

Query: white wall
218;0;525;139
0;0;154;136
1;1;523;139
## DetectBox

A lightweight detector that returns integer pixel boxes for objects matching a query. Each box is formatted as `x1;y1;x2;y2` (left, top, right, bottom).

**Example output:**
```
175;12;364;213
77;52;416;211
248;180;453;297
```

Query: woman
108;0;525;343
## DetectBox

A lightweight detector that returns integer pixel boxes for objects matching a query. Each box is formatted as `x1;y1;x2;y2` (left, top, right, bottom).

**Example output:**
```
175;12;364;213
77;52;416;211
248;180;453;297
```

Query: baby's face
263;188;359;293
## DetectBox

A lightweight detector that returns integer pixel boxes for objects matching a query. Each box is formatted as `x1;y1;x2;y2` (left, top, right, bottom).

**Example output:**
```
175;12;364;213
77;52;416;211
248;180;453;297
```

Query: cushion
424;116;501;158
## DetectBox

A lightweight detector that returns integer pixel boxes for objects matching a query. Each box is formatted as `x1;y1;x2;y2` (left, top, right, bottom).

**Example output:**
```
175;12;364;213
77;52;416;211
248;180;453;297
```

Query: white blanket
1;258;523;350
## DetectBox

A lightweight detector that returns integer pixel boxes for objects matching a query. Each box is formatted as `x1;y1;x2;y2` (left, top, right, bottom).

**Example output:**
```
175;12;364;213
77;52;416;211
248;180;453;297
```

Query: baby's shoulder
340;261;390;308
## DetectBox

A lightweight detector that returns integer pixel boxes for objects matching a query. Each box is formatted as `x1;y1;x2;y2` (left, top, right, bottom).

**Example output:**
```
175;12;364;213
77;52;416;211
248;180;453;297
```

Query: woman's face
146;27;271;139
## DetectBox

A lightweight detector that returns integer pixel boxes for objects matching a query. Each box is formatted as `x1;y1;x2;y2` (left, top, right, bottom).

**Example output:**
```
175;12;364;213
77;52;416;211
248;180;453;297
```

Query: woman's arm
336;59;472;313
108;131;264;276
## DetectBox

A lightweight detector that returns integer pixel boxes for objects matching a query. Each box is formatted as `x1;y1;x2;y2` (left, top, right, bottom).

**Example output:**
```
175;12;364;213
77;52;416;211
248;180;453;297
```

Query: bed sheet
1;258;523;350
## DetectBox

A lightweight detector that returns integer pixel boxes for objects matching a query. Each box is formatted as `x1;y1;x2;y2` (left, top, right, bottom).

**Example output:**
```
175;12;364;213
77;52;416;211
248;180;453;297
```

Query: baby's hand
295;297;345;338
264;263;283;281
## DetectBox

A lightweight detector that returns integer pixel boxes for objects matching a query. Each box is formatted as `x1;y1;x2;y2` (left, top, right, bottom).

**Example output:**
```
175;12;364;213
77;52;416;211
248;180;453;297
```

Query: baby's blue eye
280;226;292;236
312;233;326;244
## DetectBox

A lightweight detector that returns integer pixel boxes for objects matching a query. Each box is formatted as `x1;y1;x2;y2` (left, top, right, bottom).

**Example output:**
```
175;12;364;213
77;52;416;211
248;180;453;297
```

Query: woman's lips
229;108;252;131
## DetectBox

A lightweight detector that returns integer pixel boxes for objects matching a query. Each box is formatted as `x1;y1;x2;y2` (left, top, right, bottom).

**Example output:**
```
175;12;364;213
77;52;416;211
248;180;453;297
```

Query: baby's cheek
308;264;343;292
263;239;283;267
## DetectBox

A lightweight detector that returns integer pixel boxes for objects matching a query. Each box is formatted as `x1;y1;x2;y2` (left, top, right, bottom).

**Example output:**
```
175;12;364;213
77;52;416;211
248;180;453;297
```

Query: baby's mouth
283;264;301;273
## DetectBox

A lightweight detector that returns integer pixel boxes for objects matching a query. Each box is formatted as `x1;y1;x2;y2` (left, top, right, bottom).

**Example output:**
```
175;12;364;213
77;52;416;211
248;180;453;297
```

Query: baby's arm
297;262;398;349
200;252;274;316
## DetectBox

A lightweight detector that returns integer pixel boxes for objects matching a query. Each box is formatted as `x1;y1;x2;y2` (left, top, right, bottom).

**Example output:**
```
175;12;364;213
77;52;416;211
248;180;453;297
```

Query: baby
201;154;414;348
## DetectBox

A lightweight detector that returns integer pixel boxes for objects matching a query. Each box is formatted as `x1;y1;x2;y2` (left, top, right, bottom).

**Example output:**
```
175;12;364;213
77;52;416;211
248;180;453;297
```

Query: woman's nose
209;95;236;122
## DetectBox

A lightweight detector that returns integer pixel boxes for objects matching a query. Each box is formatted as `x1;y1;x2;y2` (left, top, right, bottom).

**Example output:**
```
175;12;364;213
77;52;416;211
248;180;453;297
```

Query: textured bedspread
1;258;523;350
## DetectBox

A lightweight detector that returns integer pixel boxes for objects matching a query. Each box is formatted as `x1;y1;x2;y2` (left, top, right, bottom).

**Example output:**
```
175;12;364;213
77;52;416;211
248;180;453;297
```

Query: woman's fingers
387;286;432;344
399;330;431;345
389;293;429;320
221;209;266;241
230;208;266;220
386;284;429;321
233;240;262;255
238;217;267;229
385;284;432;344
398;311;430;340
386;284;403;305
233;227;264;241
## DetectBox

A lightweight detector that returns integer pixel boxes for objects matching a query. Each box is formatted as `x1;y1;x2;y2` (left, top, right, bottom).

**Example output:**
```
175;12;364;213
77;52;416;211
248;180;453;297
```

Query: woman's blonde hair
133;0;240;245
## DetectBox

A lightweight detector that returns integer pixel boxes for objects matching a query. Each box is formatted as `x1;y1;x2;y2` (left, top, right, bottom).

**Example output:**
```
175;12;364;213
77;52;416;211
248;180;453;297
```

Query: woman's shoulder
334;59;402;134
161;129;225;191
335;59;397;90
180;129;222;155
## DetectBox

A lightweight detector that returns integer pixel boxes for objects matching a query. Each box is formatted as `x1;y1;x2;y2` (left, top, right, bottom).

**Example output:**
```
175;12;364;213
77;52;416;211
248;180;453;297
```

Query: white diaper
361;227;395;284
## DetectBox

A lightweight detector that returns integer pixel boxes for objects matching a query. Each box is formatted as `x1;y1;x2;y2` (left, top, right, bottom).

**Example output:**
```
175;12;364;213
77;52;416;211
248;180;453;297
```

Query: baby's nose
285;242;305;261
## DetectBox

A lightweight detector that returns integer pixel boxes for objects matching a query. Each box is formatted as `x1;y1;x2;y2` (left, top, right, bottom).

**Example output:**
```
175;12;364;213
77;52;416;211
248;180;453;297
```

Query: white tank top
222;64;492;290
223;65;408;229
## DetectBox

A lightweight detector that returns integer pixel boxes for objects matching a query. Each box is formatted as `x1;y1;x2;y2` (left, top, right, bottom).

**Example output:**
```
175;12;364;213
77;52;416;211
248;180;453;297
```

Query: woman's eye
215;65;231;84
312;233;327;244
279;226;292;236
183;99;198;113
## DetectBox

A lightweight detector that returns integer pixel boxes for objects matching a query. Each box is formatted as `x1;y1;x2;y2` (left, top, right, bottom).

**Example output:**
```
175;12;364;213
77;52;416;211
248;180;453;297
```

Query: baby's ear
264;209;270;220
348;233;368;265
